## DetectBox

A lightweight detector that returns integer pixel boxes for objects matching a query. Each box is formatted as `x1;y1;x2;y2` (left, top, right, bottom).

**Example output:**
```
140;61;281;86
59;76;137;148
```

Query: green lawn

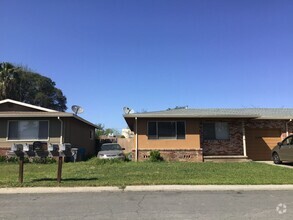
0;159;293;187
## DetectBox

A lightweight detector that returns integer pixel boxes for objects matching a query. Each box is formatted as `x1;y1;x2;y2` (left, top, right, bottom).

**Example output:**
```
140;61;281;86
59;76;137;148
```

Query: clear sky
1;0;293;131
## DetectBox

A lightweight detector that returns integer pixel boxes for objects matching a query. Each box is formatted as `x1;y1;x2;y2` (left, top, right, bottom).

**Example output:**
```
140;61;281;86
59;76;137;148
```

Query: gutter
286;119;292;137
135;117;138;162
58;117;63;145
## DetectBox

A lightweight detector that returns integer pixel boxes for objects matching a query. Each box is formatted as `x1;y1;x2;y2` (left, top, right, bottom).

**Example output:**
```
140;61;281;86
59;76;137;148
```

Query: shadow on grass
32;177;99;182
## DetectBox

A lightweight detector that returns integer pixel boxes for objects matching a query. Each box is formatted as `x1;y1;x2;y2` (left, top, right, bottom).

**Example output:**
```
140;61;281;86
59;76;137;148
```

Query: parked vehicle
272;135;293;164
97;143;125;160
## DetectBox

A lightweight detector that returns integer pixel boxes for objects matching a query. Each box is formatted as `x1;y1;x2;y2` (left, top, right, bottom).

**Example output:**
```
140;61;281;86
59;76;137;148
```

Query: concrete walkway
257;161;293;169
0;185;293;194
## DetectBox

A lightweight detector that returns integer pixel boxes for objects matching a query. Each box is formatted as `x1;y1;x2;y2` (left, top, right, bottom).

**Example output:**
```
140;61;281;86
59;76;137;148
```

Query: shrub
0;155;7;162
149;150;163;162
31;157;56;164
124;152;132;162
6;156;19;163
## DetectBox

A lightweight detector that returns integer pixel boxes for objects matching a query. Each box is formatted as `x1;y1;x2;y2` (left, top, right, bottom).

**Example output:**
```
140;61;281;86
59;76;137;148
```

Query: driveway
257;161;293;169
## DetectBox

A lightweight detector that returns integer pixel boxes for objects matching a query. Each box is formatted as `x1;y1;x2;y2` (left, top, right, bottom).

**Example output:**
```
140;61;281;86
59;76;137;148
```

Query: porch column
135;117;138;162
242;120;247;157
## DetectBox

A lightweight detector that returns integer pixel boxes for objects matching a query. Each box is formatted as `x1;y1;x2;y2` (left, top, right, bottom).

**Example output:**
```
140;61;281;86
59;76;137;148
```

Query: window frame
203;122;230;141
147;121;186;140
6;120;50;141
90;129;95;140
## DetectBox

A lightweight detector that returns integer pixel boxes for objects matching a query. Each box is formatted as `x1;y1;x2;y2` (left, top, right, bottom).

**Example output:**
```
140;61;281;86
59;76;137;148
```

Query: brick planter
132;149;203;162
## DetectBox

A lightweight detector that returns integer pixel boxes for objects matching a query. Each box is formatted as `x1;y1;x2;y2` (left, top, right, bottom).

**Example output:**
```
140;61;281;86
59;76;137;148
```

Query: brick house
124;108;293;162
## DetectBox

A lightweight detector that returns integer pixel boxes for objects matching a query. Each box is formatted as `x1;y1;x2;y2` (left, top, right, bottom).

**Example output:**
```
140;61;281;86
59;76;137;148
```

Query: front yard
1;159;293;187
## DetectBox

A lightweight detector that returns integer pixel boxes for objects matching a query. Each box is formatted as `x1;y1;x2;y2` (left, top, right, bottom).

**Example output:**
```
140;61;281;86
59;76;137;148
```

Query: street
0;190;292;219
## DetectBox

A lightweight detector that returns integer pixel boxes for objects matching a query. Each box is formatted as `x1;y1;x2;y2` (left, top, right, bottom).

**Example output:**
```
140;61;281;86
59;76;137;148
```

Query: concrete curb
0;187;121;194
0;185;293;194
125;185;293;191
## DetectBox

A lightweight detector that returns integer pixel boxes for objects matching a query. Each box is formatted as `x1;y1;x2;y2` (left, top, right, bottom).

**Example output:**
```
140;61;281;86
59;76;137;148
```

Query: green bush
6;157;19;163
149;150;163;162
0;155;7;162
31;157;56;164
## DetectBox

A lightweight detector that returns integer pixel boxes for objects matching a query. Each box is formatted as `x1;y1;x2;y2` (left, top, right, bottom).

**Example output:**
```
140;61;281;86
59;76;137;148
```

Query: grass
0;159;293;187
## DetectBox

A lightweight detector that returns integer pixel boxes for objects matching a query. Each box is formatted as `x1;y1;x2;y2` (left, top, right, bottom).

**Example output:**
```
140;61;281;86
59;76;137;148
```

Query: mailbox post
11;144;26;184
57;156;63;183
19;156;24;184
11;142;73;184
48;143;72;183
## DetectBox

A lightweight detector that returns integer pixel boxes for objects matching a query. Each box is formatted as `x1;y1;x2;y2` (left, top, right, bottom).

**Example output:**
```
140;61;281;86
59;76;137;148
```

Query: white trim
6;120;50;141
135;117;138;162
204;155;248;159
242;121;247;157
58;117;63;145
285;119;292;137
0;99;58;112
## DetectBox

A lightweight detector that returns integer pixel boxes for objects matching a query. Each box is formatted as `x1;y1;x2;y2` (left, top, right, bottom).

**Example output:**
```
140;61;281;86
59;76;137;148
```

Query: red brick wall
0;147;8;156
245;120;292;139
133;149;203;162
201;119;293;156
201;119;243;156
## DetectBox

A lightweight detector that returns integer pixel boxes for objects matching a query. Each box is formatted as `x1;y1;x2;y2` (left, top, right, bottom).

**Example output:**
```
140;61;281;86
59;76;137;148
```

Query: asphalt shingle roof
124;108;293;119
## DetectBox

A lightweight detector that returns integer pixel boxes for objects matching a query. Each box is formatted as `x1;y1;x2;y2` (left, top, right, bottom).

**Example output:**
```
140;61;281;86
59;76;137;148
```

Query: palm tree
0;62;20;100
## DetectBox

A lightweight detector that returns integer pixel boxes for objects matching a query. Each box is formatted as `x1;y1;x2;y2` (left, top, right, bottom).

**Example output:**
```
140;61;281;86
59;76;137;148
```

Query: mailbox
23;144;30;152
48;144;59;152
11;143;24;152
60;143;72;152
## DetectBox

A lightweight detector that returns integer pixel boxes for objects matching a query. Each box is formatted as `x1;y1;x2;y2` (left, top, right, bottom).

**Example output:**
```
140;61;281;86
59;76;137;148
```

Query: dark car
271;135;293;164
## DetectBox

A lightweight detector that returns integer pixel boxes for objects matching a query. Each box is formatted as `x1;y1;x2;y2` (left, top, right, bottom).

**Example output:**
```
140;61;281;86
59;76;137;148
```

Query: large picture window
8;120;49;140
148;121;186;139
203;122;229;140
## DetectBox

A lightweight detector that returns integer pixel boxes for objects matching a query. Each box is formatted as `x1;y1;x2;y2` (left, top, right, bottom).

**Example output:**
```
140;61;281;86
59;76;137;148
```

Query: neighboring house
124;108;293;162
0;99;97;158
121;128;134;138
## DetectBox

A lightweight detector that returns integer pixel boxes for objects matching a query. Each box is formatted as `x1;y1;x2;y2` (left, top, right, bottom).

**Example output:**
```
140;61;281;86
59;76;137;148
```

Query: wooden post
19;156;24;184
57;156;63;183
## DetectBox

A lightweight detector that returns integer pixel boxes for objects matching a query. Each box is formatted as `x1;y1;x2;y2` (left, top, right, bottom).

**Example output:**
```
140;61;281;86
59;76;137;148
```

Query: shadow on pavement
282;162;293;167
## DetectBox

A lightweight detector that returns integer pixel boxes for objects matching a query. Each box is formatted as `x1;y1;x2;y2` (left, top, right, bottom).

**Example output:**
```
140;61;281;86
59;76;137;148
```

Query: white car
97;143;125;160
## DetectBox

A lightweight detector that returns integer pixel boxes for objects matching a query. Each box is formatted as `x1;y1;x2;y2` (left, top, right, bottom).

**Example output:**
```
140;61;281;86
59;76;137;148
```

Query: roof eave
123;114;259;119
0;99;58;112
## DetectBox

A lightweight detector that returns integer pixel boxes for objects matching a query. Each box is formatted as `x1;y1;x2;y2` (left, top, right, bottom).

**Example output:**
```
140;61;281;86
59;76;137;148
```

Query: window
203;122;229;140
147;121;186;139
90;129;94;140
8;120;49;140
283;136;293;145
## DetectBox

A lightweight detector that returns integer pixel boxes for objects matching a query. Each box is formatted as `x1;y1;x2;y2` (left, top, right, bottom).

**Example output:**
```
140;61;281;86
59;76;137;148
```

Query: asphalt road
0;191;292;219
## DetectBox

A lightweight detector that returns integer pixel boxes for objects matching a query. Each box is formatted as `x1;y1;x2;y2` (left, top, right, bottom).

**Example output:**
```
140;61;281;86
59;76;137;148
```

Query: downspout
58;117;63;145
135;117;138;162
242;120;247;157
286;119;292;137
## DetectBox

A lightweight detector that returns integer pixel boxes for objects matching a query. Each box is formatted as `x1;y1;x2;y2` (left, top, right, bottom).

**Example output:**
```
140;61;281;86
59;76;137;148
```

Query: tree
0;62;67;111
96;123;120;137
0;62;20;100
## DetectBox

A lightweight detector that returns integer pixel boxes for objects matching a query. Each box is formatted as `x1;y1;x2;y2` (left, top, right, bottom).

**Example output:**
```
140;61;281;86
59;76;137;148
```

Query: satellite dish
71;105;84;115
123;107;134;114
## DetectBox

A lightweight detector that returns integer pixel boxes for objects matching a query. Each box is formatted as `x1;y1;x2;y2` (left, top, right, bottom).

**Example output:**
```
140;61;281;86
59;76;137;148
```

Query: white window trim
147;121;186;140
6;120;50;142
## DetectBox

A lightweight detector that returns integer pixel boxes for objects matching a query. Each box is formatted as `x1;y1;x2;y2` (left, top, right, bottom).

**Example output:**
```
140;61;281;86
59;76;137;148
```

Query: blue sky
1;0;293;131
